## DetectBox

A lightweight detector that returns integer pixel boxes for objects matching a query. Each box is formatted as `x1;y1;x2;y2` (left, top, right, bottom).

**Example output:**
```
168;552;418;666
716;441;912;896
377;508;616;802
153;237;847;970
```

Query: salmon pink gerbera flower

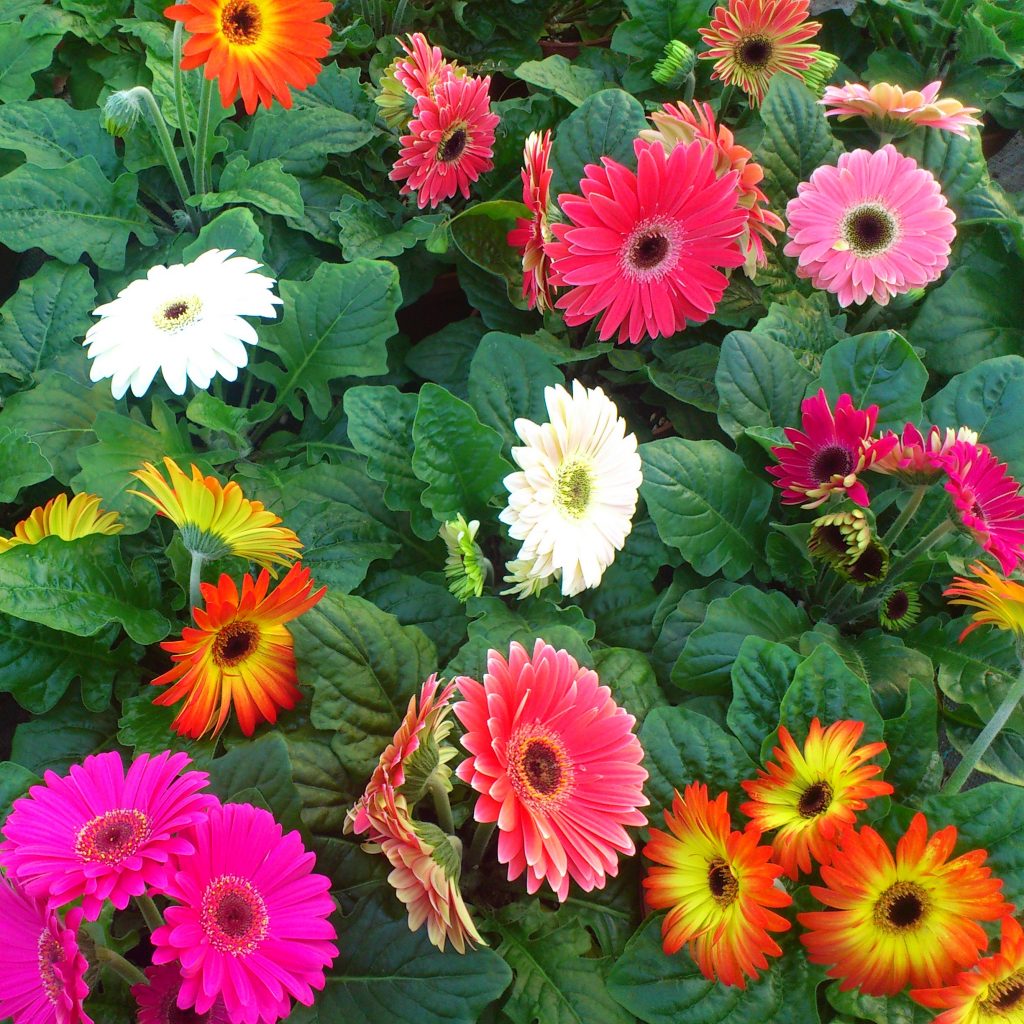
872;424;979;483
454;640;648;901
507;130;555;312
133;963;230;1024
821;81;982;138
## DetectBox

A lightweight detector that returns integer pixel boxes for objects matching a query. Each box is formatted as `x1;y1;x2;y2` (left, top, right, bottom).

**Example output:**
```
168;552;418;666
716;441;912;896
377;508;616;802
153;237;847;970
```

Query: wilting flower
0;493;121;555
164;0;332;114
879;583;922;631
0;751;213;920
837;537;890;586
439;515;488;602
500;381;642;597
872;424;979;483
455;641;648;901
507;130;556;312
946;562;1024;642
821;81;983;138
800;813;1010;995
546;138;746;344
501;555;558;600
151;802;337;1024
698;0;821;106
134;963;230;1024
84;249;282;398
740;719;892;880
808;508;872;565
784;145;956;307
643;782;792;988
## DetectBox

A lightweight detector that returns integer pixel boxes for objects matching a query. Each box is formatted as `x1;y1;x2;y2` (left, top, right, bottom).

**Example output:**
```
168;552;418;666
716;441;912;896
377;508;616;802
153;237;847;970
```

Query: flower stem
682;71;695;105
851;300;884;334
134;894;165;934
428;777;455;836
889;518;957;578
467;820;496;869
95;945;147;987
172;21;197;182
884;485;927;546
188;551;206;620
194;74;216;199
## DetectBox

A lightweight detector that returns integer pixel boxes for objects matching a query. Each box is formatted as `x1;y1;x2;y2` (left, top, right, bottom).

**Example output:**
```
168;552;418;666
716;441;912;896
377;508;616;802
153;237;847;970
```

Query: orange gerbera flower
800;813;1010;995
0;493;121;554
152;563;325;738
643;782;792;988
740;718;893;880
945;562;1024;643
165;0;333;115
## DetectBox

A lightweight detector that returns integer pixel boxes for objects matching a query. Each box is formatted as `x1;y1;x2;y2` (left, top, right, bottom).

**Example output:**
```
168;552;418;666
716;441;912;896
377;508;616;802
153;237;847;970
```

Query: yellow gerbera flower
0;493;122;554
945;562;1024;642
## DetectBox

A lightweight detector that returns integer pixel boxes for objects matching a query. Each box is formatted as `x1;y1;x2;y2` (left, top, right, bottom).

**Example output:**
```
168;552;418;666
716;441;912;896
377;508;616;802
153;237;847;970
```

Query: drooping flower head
821;81;983;138
740;719;892;880
800;813;1010;995
0;751;214;920
164;0;332;114
946;562;1024;643
85;249;282;399
507;130;556;312
501;555;559;600
698;0;821;105
879;583;922;632
837;537;890;587
500;380;642;597
768;389;896;508
872;424;980;483
808;508;872;566
455;640;649;901
134;963;230;1024
546;138;746;344
643;782;792;988
0;494;121;555
784;145;956;307
439;516;489;602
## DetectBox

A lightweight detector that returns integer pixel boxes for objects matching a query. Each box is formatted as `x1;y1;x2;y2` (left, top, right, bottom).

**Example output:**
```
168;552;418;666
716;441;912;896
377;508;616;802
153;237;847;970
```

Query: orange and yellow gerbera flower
800;813;1010;995
0;493;121;554
945;562;1024;642
643;782;792;988
740;718;892;880
152;563;325;738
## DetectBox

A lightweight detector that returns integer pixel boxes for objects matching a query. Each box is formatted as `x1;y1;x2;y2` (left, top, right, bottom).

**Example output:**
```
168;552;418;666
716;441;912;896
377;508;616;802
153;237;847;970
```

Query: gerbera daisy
784;145;956;307
133;963;230;1024
808;508;872;565
501;555;558;600
740;719;892;880
945;562;1024;642
150;802;338;1024
698;0;821;106
838;537;890;586
800;813;1010;995
389;73;498;210
439;515;489;602
545;138;746;344
152;564;325;739
768;389;896;509
0;493;121;555
454;640;648;901
879;583;922;631
942;441;1024;576
821;81;983;138
130;457;301;569
499;380;642;597
164;0;332;114
872;424;980;483
0;751;213;921
393;32;459;100
0;877;91;1024
643;782;792;988
507;129;556;312
800;49;840;96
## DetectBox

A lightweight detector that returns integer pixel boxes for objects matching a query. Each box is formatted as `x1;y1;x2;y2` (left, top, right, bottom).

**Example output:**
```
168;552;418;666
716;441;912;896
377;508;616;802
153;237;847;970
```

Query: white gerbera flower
500;556;557;600
83;248;282;399
499;380;642;597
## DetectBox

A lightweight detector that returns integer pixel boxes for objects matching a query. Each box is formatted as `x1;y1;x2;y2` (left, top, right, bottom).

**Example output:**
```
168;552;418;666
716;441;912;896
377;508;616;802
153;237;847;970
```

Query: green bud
800;51;840;98
652;41;696;88
102;89;144;138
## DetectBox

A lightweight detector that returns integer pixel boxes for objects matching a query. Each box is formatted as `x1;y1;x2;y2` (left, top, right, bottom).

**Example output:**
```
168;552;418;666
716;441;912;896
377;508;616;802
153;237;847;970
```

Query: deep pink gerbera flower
454;640;649;901
546;138;746;344
768;389;896;508
872;424;979;484
507;130;555;312
390;73;499;209
0;877;92;1024
942;440;1024;575
0;751;214;920
393;31;453;99
150;802;338;1024
784;145;956;307
133;963;229;1024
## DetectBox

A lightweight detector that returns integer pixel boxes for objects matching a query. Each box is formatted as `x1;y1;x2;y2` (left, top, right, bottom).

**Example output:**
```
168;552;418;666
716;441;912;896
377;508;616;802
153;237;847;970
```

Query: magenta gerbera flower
545;138;746;344
768;389;896;508
454;640;649;902
872;424;979;484
0;876;92;1024
507;129;555;312
389;73;499;209
150;801;338;1024
784;145;956;307
0;751;214;920
133;963;229;1024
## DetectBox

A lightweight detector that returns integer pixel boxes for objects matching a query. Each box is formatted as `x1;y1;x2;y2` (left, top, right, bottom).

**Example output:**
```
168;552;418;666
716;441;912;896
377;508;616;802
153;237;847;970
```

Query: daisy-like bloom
838;537;890;587
0;493;121;555
507;130;556;312
84;249;282;399
454;640;649;901
800;813;1011;995
0;877;92;1024
879;583;922;632
150;802;337;1024
546;138;746;344
389;73;499;210
808;508;872;566
164;0;332;114
821;81;983;138
784;145;956;307
698;0;821;106
872;424;980;484
740;719;892;880
439;515;489;602
643;782;792;988
942;441;1024;576
0;751;213;921
130;457;301;569
768;389;896;509
133;963;230;1024
499;380;642;597
393;32;459;100
501;555;558;600
152;564;325;739
945;562;1024;642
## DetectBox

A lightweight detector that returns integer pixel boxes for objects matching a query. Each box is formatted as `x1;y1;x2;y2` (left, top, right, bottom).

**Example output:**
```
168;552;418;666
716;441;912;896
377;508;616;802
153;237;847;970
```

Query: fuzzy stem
95;945;148;987
134;894;165;934
171;21;197;180
188;551;206;620
884;485;928;546
467;820;496;869
682;71;695;105
889;518;957;578
132;87;199;231
428;777;455;836
194;75;216;198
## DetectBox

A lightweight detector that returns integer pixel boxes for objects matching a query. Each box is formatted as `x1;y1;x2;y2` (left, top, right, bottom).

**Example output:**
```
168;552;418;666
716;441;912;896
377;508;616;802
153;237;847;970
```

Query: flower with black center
879;583;922;631
0;493;121;555
837;537;890;587
808;508;872;566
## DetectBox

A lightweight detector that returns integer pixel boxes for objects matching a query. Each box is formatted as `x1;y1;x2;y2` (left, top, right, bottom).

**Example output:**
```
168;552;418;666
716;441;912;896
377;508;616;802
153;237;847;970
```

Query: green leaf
199;156;304;220
0;761;38;825
727;636;802;762
0;426;51;501
0;99;119;177
515;55;604;107
117;694;215;765
896;128;986;205
611;0;709;59
647;341;720;413
207;732;303;831
747;296;837;371
246;106;375;176
182;206;264;263
591;647;663;729
450;201;528;285
883;680;940;800
11;689;119;776
332;194;439;261
827;987;934;1024
185;392;251;447
0;31;60;102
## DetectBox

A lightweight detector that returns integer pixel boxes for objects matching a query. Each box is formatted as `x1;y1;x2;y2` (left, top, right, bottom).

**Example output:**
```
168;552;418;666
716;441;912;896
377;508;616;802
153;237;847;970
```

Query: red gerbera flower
393;31;454;99
507;130;555;312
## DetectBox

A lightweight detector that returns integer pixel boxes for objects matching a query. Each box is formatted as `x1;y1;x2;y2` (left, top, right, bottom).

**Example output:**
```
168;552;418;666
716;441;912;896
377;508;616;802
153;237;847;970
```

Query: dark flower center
439;127;468;162
811;444;855;482
221;0;262;45
885;589;909;620
522;739;563;795
843;204;897;256
631;232;670;269
164;993;208;1024
815;525;847;557
707;857;739;906
971;499;986;521
37;932;65;1004
737;34;774;67
213;622;260;666
164;301;189;321
74;808;152;864
983;972;1024;1014
874;881;928;931
201;875;269;956
798;781;833;818
154;295;201;332
848;545;887;584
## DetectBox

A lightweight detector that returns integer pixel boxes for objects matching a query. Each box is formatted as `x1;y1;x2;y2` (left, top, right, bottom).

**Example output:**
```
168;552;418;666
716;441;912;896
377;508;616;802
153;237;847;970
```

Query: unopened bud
652;41;696;88
102;89;144;138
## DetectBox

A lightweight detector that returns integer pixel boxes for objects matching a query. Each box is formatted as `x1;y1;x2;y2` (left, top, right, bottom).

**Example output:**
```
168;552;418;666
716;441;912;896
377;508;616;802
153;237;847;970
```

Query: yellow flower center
982;971;1024;1017
555;460;593;519
873;880;929;932
707;857;739;907
736;34;774;69
154;295;202;333
438;124;468;163
798;780;833;818
213;621;261;666
220;0;263;45
74;808;152;865
507;729;574;807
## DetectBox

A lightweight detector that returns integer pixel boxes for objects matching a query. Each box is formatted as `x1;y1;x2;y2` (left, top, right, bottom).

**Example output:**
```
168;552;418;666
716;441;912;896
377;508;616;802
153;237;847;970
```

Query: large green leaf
0;99;119;177
11;690;119;776
0;31;61;102
207;732;304;831
727;637;802;763
883;680;940;800
897;127;986;205
611;0;710;59
591;647;663;729
199;156;304;219
0;761;38;825
246;106;375;176
183;206;265;263
515;55;605;106
0;426;51;501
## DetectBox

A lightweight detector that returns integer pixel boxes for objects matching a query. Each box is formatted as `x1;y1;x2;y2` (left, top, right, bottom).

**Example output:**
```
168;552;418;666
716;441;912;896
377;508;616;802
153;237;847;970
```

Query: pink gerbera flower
507;130;555;312
0;751;214;920
942;440;1024;576
0;877;91;1024
133;963;229;1024
546;138;746;344
784;145;956;307
454;640;649;901
872;424;979;483
768;389;896;508
821;81;983;138
390;73;499;209
393;32;455;99
150;802;338;1024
